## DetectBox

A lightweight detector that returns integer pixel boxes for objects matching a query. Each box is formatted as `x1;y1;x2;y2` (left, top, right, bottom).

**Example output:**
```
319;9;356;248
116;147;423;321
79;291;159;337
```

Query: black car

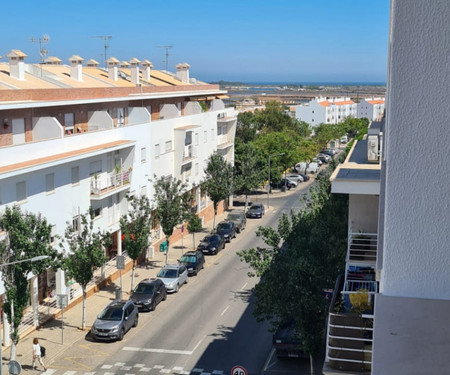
216;221;237;242
298;173;310;181
273;321;308;359
246;203;265;218
320;149;335;157
129;278;167;311
179;251;205;275
197;234;226;255
270;180;293;190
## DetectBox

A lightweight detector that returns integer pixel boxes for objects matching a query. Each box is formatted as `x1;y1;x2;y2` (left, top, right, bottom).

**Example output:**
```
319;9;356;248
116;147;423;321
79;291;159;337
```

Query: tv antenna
30;34;50;76
158;45;173;71
91;35;112;69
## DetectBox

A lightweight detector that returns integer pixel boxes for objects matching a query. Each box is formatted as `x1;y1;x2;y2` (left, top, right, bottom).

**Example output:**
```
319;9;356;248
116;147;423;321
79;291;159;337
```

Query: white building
325;1;450;374
295;97;357;126
0;51;236;341
357;98;385;121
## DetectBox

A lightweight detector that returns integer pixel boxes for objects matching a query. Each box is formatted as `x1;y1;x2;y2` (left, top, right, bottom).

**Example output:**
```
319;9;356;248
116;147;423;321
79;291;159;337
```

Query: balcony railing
183;144;196;162
90;170;131;196
347;232;377;265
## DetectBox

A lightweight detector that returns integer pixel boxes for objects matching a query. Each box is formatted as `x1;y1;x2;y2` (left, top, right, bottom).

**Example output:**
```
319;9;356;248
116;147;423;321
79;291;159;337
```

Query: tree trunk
9;298;16;361
192;233;195;250
213;205;217;231
82;287;87;330
165;238;170;265
244;194;248;211
131;262;135;293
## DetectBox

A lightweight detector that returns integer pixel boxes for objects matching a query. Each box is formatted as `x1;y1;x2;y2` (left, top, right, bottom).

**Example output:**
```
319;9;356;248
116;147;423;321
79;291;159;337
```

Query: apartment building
294;97;357;126
324;1;450;374
0;51;236;342
356;98;385;121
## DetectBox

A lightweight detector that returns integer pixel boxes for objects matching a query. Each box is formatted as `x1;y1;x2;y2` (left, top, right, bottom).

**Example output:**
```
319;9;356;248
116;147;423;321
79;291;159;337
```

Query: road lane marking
241;282;248;290
191;335;206;352
220;305;230;316
263;347;277;371
123;335;205;356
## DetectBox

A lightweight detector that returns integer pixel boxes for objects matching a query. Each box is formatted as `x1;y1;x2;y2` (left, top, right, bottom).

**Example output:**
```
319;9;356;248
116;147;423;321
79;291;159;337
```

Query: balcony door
12;118;25;144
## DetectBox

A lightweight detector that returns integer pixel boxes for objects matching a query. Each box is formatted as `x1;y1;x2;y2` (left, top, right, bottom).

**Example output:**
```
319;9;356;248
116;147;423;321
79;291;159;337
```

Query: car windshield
250;205;260;210
217;223;230;230
133;283;154;294
180;255;196;263
158;268;178;278
98;306;123;321
227;215;240;220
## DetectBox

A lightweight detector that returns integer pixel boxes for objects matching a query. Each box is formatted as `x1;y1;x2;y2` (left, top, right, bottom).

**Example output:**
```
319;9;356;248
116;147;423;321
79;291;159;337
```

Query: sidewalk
3;179;314;374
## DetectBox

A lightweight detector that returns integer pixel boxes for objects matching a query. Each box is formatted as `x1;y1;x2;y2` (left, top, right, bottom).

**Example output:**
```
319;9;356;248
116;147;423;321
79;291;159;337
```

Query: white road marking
263;347;277;371
62;372;76;375
160;369;171;374
115;362;126;367
134;364;145;368
220;305;230;316
212;371;225;374
192;369;204;372
101;365;113;369
84;372;96;375
241;282;248;290
104;373;115;375
173;366;184;371
121;366;132;370
153;365;164;369
124;346;191;355
139;368;152;372
42;370;56;375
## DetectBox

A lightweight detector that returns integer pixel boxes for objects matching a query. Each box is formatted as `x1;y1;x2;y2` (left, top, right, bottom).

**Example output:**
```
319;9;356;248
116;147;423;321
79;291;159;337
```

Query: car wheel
185;276;188;284
163;291;167;301
151;300;156;311
133;315;139;327
174;283;179;293
194;268;198;276
118;328;125;341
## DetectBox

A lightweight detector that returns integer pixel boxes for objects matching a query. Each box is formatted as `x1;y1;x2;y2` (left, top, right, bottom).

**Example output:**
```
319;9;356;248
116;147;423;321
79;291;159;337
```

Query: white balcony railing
347;232;377;264
183;144;196;161
90;170;132;196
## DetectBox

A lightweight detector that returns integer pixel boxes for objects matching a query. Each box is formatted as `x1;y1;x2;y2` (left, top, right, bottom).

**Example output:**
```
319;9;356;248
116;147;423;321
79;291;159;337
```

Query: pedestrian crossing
42;364;225;375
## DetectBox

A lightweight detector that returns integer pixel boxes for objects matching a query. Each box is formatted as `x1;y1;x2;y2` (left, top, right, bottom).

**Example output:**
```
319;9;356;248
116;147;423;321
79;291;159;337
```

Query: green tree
0;206;60;360
63;209;108;330
236;111;257;143
153;176;190;264
187;213;203;250
238;165;348;374
202;154;234;229
120;194;153;292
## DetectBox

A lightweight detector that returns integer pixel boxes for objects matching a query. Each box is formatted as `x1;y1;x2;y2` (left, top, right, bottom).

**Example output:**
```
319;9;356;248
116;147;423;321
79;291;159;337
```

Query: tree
187;213;202;250
202;154;234;229
63;209;108;330
153;176;190;264
120;194;152;292
236;111;257;143
238;164;348;374
0;206;60;360
234;142;266;209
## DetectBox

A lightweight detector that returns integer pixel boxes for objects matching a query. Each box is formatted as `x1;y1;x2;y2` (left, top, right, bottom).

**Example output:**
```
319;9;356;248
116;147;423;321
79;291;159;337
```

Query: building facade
356;98;385;121
0;51;236;342
295;97;357;126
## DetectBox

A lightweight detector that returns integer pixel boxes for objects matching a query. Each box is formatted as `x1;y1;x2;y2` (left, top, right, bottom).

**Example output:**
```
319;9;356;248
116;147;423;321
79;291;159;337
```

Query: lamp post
267;152;285;209
0;255;49;375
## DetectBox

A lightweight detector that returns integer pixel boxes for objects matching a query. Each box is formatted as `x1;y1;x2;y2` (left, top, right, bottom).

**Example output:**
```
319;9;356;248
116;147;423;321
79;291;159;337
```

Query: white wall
32;117;63;141
348;194;379;233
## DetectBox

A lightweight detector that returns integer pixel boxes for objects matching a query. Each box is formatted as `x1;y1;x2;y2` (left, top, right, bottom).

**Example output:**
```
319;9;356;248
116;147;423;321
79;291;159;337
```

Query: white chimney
86;59;99;68
107;57;119;81
45;56;62;65
176;62;190;84
6;50;27;80
129;58;140;85
68;55;83;81
142;60;153;82
120;61;130;69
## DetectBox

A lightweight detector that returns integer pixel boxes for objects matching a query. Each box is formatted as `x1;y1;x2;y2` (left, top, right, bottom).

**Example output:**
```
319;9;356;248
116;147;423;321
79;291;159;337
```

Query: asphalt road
45;184;313;375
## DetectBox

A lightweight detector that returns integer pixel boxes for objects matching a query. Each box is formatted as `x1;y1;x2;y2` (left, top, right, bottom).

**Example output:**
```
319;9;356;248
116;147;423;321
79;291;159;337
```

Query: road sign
8;360;21;374
116;255;125;270
231;365;248;375
56;294;68;309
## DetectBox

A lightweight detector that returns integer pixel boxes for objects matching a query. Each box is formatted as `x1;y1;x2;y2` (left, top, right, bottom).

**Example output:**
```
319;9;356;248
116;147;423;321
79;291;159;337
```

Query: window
16;181;26;202
185;132;192;146
92;205;102;218
141;147;146;163
72;215;81;233
204;131;207;143
155;144;160;158
64;113;74;135
71;166;79;185
45;173;55;193
165;140;172;152
49;225;56;244
90;160;102;175
117;107;125;126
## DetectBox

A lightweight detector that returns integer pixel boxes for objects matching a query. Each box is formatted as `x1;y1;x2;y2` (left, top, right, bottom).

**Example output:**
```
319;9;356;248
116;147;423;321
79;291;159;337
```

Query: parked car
286;174;304;183
273;321;308;359
226;210;247;233
271;180;293;190
197;234;226;255
340;135;348;144
311;157;323;166
130;278;167;311
321;149;337;157
246;203;265;218
317;153;332;163
216;220;237;242
298;173;310;181
285;176;299;187
178;251;205;276
90;300;139;341
157;264;188;293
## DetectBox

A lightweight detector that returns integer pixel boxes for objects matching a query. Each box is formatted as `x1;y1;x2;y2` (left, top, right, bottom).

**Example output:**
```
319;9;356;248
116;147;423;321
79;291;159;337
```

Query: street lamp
0;255;49;375
267;152;285;209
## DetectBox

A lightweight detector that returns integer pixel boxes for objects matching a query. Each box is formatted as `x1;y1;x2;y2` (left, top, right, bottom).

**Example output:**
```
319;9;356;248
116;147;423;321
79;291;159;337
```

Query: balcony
217;115;236;123
90;170;131;200
182;144;196;163
347;232;377;265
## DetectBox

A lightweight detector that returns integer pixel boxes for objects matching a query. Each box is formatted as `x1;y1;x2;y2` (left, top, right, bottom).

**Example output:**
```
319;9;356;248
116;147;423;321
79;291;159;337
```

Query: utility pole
91;36;112;69
30;34;50;77
157;45;173;71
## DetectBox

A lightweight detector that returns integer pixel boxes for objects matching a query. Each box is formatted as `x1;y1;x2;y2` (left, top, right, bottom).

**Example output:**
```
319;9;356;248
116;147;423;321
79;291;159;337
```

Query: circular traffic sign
231;365;248;375
8;360;22;375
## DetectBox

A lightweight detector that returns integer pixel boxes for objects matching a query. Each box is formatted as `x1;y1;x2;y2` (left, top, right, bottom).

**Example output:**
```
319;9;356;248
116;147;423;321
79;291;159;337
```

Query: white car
157;264;188;293
286;174;304;183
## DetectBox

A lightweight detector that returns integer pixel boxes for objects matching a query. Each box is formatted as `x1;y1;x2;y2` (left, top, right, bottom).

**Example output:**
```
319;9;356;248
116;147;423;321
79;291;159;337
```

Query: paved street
4;177;318;375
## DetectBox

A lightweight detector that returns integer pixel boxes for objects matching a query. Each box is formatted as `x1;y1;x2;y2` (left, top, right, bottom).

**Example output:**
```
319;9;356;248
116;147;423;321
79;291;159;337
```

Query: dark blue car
197;234;226;255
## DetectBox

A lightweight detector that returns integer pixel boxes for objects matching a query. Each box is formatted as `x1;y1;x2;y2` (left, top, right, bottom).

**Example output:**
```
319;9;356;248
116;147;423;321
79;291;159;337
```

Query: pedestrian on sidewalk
32;338;47;371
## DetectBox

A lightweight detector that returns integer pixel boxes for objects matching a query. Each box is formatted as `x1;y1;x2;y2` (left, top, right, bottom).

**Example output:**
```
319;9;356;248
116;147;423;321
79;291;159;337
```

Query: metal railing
90;170;131;195
182;145;196;161
347;232;377;264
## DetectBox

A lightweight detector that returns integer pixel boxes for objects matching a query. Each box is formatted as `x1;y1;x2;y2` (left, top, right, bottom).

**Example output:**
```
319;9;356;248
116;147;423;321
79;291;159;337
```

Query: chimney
129;58;140;86
142;60;153;82
107;57;119;81
86;59;99;68
6;50;27;80
120;61;130;69
176;62;190;84
45;56;62;65
68;55;83;81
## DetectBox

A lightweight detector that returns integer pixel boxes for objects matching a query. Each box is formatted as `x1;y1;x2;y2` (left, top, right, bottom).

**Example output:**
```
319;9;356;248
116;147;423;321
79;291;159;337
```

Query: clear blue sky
1;0;390;83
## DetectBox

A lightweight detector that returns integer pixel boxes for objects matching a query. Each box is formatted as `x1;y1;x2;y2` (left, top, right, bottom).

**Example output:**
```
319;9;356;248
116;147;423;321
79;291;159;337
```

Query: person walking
32;338;47;371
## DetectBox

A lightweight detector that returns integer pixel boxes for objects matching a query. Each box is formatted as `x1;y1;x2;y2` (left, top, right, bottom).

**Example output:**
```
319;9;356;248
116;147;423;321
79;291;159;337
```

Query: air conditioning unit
367;135;379;162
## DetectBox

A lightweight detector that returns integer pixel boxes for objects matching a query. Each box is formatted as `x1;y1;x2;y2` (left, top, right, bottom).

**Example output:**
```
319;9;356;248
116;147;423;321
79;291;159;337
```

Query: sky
0;0;390;83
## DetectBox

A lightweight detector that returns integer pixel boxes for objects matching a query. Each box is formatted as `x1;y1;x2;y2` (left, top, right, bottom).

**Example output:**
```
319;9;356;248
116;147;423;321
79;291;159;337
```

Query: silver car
90;300;139;341
157;264;188;293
